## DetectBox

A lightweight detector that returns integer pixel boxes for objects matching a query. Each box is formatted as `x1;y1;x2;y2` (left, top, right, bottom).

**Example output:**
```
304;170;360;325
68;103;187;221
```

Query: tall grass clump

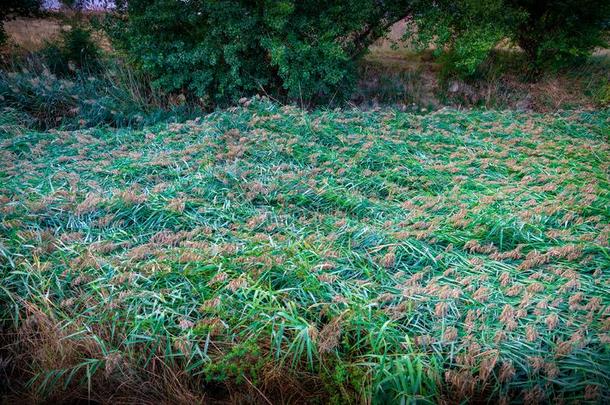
1;22;202;131
0;55;201;130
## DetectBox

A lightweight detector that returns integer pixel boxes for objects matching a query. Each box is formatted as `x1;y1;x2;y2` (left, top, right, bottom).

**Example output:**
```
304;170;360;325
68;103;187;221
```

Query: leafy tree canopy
412;0;610;76
106;0;413;105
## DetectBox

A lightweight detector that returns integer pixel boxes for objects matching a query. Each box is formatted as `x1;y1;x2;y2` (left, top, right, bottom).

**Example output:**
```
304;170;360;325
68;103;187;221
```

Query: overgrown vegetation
1;3;609;403
2;46;606;133
104;0;415;105
412;0;610;77
1;6;195;131
0;58;199;130
40;23;102;75
1;100;608;403
2;0;608;107
2;1;608;111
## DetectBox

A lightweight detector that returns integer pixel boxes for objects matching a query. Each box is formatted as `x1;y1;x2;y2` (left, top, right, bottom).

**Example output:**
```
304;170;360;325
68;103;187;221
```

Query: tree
105;0;413;105
0;0;43;45
412;0;610;76
512;0;610;68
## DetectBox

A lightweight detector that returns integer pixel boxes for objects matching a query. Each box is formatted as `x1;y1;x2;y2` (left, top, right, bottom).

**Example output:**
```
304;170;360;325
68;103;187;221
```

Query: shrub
40;24;102;75
105;0;414;105
412;0;610;77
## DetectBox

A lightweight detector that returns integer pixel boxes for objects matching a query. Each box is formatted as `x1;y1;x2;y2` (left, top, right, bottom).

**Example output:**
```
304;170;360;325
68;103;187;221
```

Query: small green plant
40;24;102;75
59;25;101;71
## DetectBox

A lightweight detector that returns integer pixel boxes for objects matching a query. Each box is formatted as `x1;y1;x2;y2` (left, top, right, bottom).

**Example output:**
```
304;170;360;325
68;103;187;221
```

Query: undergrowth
0;57;199;130
358;49;610;111
0;99;609;403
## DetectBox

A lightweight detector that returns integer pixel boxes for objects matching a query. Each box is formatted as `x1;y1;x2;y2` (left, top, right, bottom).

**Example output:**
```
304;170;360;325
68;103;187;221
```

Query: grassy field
1;100;609;403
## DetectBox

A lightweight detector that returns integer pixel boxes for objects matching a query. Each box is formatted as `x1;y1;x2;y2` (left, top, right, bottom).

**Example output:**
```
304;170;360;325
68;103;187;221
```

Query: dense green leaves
514;0;610;68
106;0;413;105
412;0;610;76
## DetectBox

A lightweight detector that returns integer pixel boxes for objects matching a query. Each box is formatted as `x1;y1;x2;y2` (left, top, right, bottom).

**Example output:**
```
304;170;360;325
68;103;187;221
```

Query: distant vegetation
412;0;610;76
105;0;609;105
105;0;414;105
2;0;608;108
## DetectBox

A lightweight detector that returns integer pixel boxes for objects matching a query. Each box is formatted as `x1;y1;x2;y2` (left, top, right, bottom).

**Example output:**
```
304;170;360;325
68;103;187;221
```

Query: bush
105;0;413;105
40;24;102;75
412;0;610;77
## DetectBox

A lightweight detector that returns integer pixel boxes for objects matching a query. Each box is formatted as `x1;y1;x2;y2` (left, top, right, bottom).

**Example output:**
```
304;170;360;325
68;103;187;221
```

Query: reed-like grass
1;99;608;403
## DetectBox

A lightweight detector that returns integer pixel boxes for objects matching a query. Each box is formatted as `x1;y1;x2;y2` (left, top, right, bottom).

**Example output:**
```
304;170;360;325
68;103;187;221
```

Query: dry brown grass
2;16;112;53
1;302;326;404
3;17;63;52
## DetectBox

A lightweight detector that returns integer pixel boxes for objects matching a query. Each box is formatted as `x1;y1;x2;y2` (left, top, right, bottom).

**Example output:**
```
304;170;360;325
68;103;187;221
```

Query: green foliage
201;341;264;384
513;0;610;69
105;0;413;105
413;0;518;77
0;59;194;129
412;0;610;77
40;24;102;75
0;0;43;45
